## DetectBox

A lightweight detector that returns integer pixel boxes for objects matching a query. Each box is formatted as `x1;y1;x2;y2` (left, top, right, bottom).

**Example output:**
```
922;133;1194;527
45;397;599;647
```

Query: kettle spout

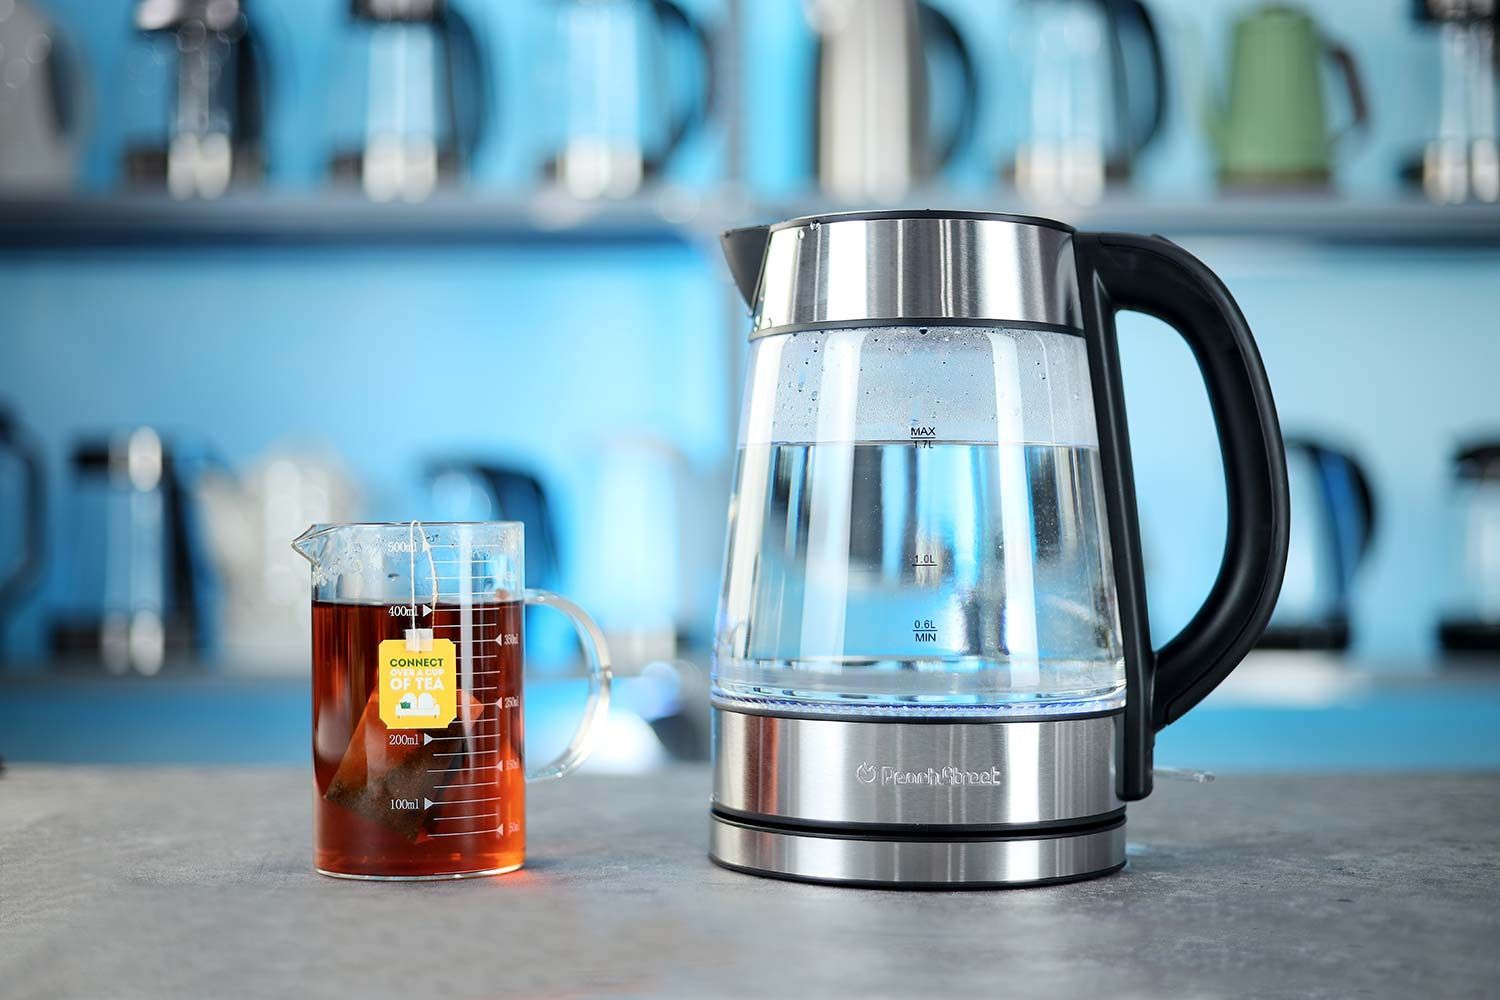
721;224;772;309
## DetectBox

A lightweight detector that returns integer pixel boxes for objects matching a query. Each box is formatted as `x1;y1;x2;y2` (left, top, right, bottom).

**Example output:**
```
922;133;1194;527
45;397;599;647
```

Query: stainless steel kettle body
710;210;1289;887
811;0;977;201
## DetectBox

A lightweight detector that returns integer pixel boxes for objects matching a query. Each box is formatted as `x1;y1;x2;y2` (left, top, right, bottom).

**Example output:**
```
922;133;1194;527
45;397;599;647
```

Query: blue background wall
3;0;1497;665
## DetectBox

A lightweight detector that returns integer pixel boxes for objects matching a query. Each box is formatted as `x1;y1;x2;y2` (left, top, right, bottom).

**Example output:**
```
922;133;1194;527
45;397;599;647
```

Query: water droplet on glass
25;33;50;65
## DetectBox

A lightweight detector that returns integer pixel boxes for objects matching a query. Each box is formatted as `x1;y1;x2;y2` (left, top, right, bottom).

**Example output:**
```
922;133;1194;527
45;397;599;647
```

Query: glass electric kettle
326;0;489;201
120;0;268;198
543;0;715;200
1439;441;1500;653
1008;0;1166;203
710;210;1289;887
1259;437;1375;651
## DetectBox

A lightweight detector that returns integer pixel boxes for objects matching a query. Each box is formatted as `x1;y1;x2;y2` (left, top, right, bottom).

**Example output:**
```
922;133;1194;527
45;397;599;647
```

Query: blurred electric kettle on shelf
544;0;715;200
1409;0;1498;203
424;459;574;666
1439;441;1500;654
1207;4;1368;190
1259;438;1375;651
1010;0;1167;204
196;449;359;669
0;0;84;192
49;429;218;675
425;460;561;588
121;0;268;198
811;0;979;202
327;0;490;202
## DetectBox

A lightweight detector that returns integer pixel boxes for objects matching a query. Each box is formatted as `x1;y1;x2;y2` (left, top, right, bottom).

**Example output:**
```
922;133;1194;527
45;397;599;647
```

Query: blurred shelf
755;194;1500;247
0;192;710;249
5;192;1500;249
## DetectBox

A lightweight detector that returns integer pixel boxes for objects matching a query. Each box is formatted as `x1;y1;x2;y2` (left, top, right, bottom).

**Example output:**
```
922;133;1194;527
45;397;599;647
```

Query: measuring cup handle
522;589;612;783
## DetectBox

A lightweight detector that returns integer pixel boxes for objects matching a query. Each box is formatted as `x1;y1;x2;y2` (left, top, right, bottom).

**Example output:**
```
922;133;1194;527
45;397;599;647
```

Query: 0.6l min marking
913;619;938;643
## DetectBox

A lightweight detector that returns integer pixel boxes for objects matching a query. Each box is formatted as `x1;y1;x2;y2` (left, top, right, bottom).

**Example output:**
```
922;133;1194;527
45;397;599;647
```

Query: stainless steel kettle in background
0;0;83;193
810;0;978;202
1259;438;1376;651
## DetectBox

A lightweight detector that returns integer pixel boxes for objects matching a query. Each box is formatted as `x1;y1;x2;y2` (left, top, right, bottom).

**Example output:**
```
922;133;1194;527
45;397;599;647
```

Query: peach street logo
854;763;1004;787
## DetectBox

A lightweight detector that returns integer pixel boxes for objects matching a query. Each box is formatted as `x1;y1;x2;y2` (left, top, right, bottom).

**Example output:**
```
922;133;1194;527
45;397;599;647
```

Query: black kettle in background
49;430;217;675
328;0;490;202
544;0;715;200
810;0;978;201
121;0;268;198
0;409;45;654
1009;0;1166;203
1259;438;1376;651
1439;441;1500;654
425;460;571;665
425;460;561;589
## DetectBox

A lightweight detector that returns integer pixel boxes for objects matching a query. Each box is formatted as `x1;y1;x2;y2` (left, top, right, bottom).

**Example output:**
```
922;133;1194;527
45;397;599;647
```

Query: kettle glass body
717;324;1121;713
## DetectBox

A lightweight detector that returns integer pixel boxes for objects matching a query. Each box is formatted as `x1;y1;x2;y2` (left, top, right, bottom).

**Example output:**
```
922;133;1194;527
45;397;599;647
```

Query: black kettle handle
646;0;716;176
1076;233;1289;801
1119;0;1167;154
0;415;45;607
918;1;978;167
439;4;491;166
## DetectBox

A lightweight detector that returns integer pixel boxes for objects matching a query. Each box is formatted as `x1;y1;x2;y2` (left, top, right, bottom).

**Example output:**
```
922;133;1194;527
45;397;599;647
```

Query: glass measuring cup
292;521;611;880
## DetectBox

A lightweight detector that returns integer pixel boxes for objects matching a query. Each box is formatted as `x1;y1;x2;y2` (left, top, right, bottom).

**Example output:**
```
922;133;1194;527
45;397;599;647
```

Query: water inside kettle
714;439;1124;715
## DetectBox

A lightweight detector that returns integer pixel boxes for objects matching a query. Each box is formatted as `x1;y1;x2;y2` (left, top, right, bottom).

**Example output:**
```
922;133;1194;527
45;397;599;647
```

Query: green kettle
1208;4;1368;187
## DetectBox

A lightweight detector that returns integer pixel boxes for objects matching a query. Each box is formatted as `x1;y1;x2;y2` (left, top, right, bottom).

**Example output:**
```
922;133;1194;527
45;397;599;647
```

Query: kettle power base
709;708;1128;888
709;811;1126;889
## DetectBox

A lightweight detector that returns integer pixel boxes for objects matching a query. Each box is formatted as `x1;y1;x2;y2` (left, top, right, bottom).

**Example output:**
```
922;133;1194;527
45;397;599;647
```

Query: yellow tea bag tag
379;635;457;729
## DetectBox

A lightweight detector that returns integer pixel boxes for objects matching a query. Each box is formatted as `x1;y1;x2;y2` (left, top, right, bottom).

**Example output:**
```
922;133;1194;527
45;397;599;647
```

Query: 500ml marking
913;619;938;643
909;426;937;449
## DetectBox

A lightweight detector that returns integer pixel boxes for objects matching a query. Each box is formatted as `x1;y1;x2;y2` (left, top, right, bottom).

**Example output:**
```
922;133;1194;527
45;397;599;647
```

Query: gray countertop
2;766;1498;999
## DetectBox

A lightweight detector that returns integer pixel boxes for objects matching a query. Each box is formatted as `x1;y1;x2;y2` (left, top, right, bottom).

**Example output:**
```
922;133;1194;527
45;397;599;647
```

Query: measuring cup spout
291;524;337;567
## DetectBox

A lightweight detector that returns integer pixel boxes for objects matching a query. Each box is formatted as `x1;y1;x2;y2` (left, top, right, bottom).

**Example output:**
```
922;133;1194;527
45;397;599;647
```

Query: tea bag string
407;520;438;638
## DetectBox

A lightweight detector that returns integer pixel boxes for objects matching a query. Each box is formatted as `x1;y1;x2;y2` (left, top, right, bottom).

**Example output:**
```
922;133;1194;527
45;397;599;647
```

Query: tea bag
325;687;489;841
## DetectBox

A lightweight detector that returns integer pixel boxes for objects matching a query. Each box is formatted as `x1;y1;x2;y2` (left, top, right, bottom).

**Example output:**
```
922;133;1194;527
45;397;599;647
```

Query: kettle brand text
856;763;1005;787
